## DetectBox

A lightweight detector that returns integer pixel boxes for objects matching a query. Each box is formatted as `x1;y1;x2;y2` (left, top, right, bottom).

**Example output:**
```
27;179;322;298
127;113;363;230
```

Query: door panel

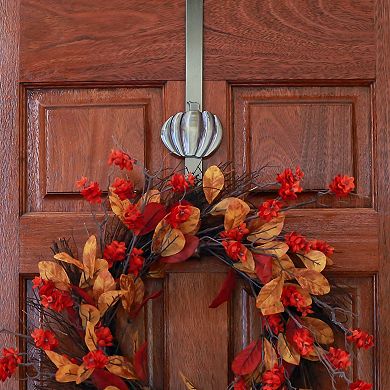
2;1;387;389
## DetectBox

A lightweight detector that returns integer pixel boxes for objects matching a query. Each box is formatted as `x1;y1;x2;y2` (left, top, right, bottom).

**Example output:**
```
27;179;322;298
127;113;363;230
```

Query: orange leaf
38;261;70;291
85;321;98;352
277;334;300;365
203;165;224;204
45;350;72;368
79;304;100;328
161;235;199;263
76;363;94;384
55;363;79;382
152;221;185;257
178;206;200;235
231;340;262;375
93;269;116;300
256;275;285;315
224;198;250;230
247;215;285;244
54;252;85;270
106;355;136;379
292;268;330;295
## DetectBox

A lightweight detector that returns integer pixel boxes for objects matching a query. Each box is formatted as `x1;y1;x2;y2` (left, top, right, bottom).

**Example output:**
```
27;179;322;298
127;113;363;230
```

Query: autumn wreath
0;149;373;390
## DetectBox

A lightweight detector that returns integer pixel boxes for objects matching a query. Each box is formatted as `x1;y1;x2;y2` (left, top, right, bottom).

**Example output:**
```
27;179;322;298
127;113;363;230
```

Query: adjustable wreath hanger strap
160;0;222;178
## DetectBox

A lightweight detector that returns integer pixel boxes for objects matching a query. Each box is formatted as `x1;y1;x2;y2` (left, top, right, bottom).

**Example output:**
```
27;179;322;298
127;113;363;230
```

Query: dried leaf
152;221;185;257
104;387;122;390
263;339;278;370
209;197;236;216
106;355;136;379
45;350;72;368
134;341;148;381
85;321;98;351
109;191;131;221
247;215;285;244
54;252;85;270
79;304;100;328
272;254;295;279
178;206;200;235
98;290;123;316
256;275;285;315
38;261;70;291
161;235;199;263
137;189;161;205
292;269;330;295
83;235;97;281
277;334;300;365
231;340;262;375
209;269;236;308
93;269;116;300
55;363;79;382
76;363;94;384
224;198;250;230
203;165;224;204
300;317;334;344
297;250;327;272
179;372;198;390
252;241;289;258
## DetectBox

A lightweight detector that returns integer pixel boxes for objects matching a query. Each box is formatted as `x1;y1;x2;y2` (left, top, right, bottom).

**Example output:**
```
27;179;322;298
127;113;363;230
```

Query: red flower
234;378;247;390
79;181;102;204
32;276;42;289
262;364;285;390
38;280;74;313
281;285;313;316
276;167;304;200
103;241;126;268
128;247;144;276
350;380;372;390
108;149;135;171
31;328;59;351
222;241;248;262
112;177;135;200
258;200;283;222
347;329;374;350
82;350;108;370
170;173;195;193
76;176;88;188
292;328;314;356
329;174;355;197
123;204;144;234
167;204;192;228
285;231;310;253
220;223;250;242
95;327;113;347
265;314;284;335
0;348;22;382
310;239;334;257
326;347;351;371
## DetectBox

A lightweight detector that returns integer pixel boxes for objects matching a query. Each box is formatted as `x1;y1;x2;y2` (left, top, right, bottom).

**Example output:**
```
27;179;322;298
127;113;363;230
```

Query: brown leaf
85;321;98;351
55;363;79;382
137;189;161;206
98;290;123;316
106;355;137;379
109;191;131;221
256;275;285;315
247;215;285;244
292;269;330;295
76;363;94;384
252;241;289;258
179;371;198;390
83;235;97;281
178;206;200;235
263;339;278;370
300;317;334;344
209;197;236;216
38;261;70;291
93;269;116;300
152;221;185;257
277;334;300;365
103;387;122;390
79;304;100;328
203;165;225;204
45;350;72;368
297;250;327;273
224;198;251;230
161;235;199;263
54;252;85;270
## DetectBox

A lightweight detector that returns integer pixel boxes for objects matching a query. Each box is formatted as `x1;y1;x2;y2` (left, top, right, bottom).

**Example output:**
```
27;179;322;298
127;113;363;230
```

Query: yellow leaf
83;235;97;281
76;363;93;384
79;304;100;328
179;371;198;390
45;350;72;368
256;275;285;315
85;321;98;351
297;250;327;273
109;191;131;221
252;241;289;258
203;165;224;204
292;269;330;295
93;269;116;300
224;198;250;230
178;206;200;235
38;261;70;291
98;290;123;316
247;215;285;244
152;221;185;257
263;339;278;370
277;334;300;365
300;317;334;345
54;252;85;270
106;355;136;379
209;197;236;216
272;255;295;279
55;363;79;382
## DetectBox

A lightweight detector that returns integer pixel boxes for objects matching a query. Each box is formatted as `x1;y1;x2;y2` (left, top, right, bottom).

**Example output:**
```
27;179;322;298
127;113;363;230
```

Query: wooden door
0;0;389;389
